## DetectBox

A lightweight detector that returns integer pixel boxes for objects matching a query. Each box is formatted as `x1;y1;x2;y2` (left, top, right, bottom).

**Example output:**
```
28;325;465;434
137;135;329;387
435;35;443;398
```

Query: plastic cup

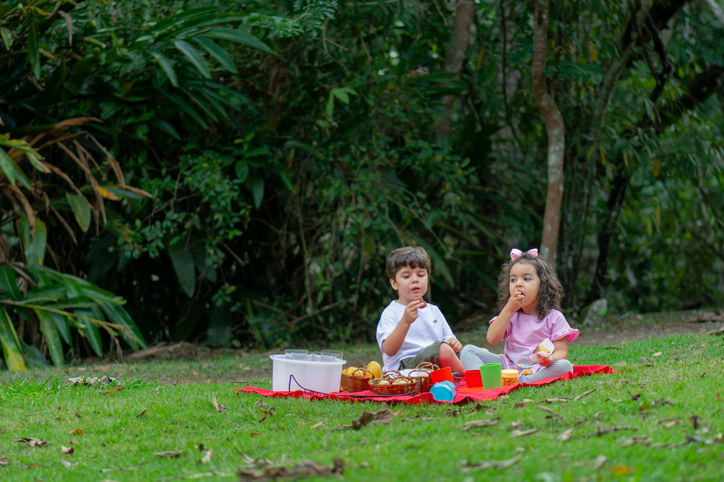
430;381;456;402
285;349;310;360
464;369;483;388
320;350;343;361
430;366;453;384
479;362;502;389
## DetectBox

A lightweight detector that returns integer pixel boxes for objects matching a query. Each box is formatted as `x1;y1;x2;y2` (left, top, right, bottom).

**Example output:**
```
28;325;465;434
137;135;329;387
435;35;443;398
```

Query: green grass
0;334;723;481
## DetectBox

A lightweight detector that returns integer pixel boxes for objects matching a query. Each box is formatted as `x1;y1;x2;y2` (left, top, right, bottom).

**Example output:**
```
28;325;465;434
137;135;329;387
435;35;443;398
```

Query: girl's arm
537;338;569;366
487;292;524;344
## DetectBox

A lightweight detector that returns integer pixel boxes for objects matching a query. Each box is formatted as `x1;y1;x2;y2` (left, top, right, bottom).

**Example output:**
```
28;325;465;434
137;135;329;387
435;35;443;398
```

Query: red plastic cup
465;369;483;388
430;366;453;384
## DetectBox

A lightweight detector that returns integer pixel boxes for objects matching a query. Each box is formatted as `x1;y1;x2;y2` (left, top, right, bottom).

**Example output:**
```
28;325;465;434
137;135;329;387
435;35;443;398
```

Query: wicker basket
340;367;374;392
406;362;438;393
369;370;423;396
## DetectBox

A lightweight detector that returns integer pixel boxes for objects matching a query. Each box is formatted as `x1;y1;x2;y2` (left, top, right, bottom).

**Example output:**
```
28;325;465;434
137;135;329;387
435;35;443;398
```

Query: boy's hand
446;336;462;353
504;290;525;313
400;299;426;326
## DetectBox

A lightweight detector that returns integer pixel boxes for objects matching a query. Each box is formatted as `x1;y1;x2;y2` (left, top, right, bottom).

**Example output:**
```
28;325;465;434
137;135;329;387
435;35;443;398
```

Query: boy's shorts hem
400;340;443;369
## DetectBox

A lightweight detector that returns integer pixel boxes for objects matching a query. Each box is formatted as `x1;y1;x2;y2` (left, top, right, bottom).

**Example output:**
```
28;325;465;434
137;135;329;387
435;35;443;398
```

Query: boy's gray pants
459;345;573;383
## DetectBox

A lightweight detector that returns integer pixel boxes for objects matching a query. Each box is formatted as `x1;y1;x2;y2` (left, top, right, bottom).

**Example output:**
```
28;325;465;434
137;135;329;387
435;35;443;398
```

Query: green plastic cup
479;362;502;390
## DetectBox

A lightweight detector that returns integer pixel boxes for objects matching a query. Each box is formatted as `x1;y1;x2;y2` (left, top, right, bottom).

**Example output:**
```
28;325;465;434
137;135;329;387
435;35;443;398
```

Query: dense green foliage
0;0;723;362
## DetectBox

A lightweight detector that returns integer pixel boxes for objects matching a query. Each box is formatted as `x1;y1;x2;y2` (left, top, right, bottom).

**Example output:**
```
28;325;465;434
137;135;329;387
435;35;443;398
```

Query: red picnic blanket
233;365;615;405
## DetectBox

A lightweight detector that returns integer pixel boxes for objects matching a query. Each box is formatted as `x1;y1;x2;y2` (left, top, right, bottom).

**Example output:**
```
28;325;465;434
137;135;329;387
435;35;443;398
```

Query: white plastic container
270;354;346;393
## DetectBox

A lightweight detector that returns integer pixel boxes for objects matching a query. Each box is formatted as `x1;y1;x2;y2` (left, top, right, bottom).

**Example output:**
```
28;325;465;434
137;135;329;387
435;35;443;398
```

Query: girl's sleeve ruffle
551;327;579;343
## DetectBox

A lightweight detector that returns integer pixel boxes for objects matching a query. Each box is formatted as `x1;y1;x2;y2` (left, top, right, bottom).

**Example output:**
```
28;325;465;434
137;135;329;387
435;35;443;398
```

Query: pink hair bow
510;248;538;260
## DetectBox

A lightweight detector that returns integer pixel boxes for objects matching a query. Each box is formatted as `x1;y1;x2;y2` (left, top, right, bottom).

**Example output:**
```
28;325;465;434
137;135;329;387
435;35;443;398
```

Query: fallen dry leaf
0;457;9;466
593;454;608;469
462;419;499;430
59;459;74;468
154;451;185;459
574;389;596;401
613;466;635;476
69;376;98;385
311;422;324;429
622;437;652;447
137;408;148;418
70;429;83;435
510;429;540;438
510;421;521;429
237;457;343;481
101;385;124;395
652;352;662;357
556;429;573;442
61;445;74;455
461;455;523;472
99;375;115;386
659;419;683;429
14;438;49;448
68;375;116;386
579;423;637;438
537;405;563;419
541;398;571;403
342;409;395;430
717;393;721;402
394;409;403;417
250;432;261;437
200;449;212;464
212;396;228;414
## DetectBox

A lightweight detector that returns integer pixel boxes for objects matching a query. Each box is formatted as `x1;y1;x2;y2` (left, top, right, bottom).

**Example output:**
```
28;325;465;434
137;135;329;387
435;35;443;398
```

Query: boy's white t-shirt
376;300;455;371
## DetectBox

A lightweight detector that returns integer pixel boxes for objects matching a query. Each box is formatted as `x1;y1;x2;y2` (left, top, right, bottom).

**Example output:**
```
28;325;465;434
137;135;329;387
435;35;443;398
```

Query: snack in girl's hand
535;339;554;355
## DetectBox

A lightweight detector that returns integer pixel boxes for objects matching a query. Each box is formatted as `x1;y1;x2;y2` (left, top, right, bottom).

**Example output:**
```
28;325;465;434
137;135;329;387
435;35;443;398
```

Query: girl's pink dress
490;309;579;373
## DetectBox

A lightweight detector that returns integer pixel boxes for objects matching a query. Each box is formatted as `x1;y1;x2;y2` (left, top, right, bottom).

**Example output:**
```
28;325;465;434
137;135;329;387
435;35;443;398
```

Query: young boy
376;246;466;374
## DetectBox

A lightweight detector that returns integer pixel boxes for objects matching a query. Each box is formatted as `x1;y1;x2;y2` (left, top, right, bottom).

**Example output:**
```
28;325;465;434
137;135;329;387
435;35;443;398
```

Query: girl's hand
446;337;462;353
504;290;525;313
400;299;426;326
536;352;553;367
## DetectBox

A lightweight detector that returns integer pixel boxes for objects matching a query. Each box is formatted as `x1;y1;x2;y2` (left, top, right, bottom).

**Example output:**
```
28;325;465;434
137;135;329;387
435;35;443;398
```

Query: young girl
460;248;579;383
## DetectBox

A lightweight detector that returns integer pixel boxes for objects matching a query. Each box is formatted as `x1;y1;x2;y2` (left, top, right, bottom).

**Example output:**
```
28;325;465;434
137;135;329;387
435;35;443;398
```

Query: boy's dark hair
386;246;431;280
497;252;564;318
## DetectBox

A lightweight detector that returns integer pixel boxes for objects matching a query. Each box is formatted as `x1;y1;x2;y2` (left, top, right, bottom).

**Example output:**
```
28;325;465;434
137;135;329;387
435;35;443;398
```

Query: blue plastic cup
430;381;456;402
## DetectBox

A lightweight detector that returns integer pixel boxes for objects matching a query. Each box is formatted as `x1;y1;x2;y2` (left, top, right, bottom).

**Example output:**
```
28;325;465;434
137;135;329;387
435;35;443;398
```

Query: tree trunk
558;0;689;308
532;0;565;267
586;65;724;304
436;0;475;139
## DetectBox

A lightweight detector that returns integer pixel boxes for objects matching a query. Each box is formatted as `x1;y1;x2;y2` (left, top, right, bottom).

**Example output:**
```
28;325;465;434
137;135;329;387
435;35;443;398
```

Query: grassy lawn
0;333;722;481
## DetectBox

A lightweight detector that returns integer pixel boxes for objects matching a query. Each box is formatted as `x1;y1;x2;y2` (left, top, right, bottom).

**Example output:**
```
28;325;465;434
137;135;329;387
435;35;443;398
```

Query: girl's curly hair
497;252;564;318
